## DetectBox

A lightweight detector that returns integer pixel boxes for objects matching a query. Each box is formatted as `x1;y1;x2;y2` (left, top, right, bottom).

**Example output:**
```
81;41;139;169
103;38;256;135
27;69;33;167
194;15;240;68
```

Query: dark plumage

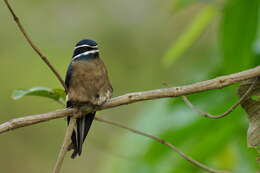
65;39;112;158
75;39;97;47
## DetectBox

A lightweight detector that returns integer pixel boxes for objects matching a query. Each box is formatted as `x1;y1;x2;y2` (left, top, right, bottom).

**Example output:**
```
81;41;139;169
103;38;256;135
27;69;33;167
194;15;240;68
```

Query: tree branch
3;0;67;92
0;60;258;134
0;66;260;134
181;77;257;119
102;66;260;109
95;117;231;173
0;109;75;134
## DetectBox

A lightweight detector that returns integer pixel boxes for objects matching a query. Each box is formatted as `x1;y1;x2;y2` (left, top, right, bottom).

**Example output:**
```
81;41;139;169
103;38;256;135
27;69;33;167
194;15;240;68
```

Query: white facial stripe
74;44;98;50
72;49;99;60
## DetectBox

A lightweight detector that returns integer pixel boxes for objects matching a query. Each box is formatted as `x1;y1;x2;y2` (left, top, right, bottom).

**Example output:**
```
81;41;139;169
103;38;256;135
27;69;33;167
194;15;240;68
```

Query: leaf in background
219;0;259;73
163;5;217;67
168;118;239;172
12;87;66;105
143;93;242;172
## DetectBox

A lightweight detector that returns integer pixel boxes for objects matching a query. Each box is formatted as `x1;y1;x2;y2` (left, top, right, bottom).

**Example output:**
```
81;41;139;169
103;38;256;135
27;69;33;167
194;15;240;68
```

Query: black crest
76;39;97;47
73;39;98;58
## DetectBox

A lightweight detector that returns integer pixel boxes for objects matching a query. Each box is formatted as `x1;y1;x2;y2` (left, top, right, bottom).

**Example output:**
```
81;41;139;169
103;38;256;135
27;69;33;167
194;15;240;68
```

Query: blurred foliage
163;5;217;66
1;0;260;172
219;0;260;73
100;94;258;173
99;0;260;172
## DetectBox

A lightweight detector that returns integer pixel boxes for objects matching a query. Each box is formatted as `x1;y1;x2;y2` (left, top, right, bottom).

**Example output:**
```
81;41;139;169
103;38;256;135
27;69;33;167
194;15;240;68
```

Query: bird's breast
68;58;112;106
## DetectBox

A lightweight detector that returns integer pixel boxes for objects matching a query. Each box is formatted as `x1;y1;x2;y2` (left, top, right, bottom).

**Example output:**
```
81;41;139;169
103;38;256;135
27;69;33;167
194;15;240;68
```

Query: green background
1;0;259;172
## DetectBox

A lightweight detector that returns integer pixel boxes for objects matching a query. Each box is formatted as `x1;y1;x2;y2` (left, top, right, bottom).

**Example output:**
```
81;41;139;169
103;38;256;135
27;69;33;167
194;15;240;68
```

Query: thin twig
3;0;67;92
95;117;231;173
0;67;260;134
181;78;257;119
53;117;76;173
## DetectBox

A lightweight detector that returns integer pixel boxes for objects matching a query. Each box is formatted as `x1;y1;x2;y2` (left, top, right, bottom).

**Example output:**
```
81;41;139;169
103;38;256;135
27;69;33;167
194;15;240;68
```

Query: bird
65;39;113;158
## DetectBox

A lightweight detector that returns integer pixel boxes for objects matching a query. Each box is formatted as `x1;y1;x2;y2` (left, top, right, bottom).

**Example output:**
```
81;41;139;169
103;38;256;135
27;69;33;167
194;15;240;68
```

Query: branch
102;66;260;109
53;117;76;173
95;117;231;173
3;0;67;92
0;66;260;134
0;109;75;134
181;77;257;119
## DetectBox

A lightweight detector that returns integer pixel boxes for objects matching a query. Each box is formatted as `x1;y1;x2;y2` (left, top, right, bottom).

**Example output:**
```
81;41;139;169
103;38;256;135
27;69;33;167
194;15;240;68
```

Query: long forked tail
67;112;96;159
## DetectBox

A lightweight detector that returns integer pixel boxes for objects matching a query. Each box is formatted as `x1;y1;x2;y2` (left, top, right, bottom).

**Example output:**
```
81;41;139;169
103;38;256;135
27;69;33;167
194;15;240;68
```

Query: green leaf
163;5;217;67
219;0;260;73
12;87;66;104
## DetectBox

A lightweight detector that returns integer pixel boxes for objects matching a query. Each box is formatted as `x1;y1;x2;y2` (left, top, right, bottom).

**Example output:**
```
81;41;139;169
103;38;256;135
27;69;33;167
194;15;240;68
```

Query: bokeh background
1;0;260;172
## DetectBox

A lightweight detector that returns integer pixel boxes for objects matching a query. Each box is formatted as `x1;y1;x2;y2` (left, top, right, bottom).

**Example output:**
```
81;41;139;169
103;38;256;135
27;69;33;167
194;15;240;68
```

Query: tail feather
76;117;84;155
68;112;96;159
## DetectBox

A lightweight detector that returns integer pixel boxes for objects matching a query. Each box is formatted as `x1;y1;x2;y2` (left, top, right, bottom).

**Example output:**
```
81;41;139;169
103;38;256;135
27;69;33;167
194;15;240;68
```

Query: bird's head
72;39;99;60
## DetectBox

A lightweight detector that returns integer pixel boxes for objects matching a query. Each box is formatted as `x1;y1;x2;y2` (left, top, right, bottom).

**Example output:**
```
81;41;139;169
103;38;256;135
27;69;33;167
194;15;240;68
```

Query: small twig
181;78;257;119
3;0;67;92
95;117;231;173
53;117;76;173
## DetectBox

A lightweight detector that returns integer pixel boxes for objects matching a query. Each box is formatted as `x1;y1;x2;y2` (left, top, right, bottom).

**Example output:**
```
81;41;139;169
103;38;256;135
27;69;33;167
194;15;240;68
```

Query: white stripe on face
74;44;98;50
72;49;99;60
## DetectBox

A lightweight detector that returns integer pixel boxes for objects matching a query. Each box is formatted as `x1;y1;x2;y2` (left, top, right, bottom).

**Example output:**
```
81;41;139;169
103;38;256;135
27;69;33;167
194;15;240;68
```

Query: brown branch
0;109;75;134
181;77;257;119
95;117;231;173
3;0;67;92
102;66;260;109
53;117;76;173
0;66;260;134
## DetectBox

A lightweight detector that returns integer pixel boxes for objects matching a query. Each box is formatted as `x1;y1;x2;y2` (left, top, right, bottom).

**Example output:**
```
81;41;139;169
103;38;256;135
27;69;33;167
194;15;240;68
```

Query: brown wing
68;58;112;105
